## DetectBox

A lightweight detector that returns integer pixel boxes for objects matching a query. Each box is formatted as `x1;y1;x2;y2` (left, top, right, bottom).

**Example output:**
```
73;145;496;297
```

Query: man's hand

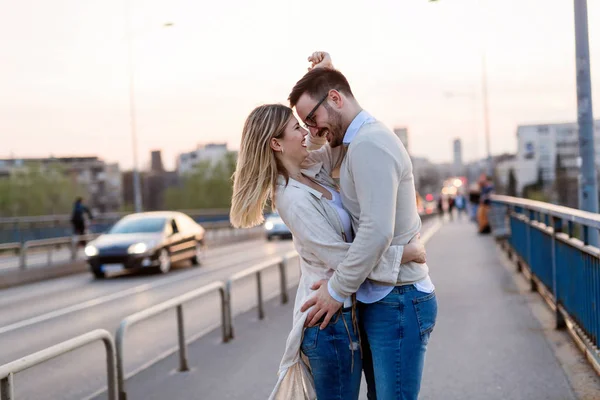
300;279;343;329
308;51;333;71
401;233;427;264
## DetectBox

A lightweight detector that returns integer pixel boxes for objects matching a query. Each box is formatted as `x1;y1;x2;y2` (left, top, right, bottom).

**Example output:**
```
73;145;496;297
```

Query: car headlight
128;242;148;254
85;245;98;257
265;221;274;231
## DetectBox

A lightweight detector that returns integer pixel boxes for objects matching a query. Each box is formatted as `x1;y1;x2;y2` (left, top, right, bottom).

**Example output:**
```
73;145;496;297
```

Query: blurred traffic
84;211;205;278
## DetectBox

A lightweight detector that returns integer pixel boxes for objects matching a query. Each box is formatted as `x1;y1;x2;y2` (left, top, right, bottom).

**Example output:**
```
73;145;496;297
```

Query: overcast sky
2;0;599;169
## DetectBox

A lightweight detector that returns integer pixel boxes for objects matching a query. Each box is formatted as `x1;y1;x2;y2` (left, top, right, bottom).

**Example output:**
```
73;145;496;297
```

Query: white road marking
0;245;288;335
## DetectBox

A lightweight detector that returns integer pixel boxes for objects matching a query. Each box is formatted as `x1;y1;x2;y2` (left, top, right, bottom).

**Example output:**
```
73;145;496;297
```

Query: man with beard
292;52;437;400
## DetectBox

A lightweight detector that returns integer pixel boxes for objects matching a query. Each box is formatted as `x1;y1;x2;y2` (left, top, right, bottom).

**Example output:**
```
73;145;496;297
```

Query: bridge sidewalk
106;219;583;400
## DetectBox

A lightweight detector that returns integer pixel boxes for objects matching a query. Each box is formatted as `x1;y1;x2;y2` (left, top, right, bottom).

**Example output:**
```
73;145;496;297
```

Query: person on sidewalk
292;52;437;400
454;192;467;219
71;197;93;245
230;54;428;400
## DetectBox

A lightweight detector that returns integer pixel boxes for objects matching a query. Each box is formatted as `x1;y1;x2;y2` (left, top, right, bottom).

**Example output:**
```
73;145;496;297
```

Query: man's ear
328;89;344;110
270;137;282;153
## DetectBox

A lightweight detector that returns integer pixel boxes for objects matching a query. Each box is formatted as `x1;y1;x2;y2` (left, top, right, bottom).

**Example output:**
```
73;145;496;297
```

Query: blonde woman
230;56;427;400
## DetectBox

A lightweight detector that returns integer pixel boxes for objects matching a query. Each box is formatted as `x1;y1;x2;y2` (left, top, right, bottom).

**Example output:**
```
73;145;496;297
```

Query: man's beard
319;106;345;148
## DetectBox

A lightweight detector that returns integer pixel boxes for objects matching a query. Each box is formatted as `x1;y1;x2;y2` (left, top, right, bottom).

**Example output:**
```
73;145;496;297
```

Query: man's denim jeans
301;309;362;400
360;285;438;400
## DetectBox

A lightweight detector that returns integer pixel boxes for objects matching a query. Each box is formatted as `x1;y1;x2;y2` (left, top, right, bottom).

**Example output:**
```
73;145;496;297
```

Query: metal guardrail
7;223;254;271
114;250;298;399
0;242;21;255
0;329;117;400
491;195;600;374
225;251;297;340
17;234;99;270
115;281;228;400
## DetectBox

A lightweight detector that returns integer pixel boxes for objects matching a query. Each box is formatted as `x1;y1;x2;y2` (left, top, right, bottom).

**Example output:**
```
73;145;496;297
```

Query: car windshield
109;217;166;234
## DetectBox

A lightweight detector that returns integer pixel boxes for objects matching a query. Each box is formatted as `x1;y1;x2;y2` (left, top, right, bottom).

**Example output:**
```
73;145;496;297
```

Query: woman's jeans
301;309;362;400
360;285;438;400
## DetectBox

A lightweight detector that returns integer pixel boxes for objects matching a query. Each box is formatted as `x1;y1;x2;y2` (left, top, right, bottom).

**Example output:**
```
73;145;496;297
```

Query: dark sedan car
85;211;205;278
264;213;292;241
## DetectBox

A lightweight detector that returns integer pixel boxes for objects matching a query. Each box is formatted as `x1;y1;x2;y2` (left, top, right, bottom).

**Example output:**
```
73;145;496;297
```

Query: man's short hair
288;68;354;108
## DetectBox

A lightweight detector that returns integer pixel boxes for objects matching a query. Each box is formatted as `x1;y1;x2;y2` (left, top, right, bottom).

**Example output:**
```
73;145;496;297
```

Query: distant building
394;128;409;152
122;150;180;211
177;143;229;175
453;138;463;175
0;156;122;212
514;121;600;205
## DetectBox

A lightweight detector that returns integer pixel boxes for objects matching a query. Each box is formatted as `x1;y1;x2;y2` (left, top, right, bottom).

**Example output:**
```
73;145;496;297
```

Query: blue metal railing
492;195;600;370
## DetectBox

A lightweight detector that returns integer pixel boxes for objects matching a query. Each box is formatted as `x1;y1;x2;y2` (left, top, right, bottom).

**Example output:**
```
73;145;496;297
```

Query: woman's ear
270;137;282;153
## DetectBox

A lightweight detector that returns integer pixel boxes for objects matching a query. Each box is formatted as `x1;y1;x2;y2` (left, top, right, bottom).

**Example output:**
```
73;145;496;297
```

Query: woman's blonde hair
230;104;293;228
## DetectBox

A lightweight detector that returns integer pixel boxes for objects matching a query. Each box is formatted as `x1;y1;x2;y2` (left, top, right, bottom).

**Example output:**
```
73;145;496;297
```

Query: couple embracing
231;52;437;400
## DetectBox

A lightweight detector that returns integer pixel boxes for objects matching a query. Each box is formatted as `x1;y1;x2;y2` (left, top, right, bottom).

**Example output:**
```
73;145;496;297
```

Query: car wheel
191;241;204;266
92;266;105;279
158;249;171;274
267;235;274;241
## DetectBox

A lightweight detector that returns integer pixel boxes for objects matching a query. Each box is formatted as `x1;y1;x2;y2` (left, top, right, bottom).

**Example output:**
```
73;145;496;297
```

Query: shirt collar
276;175;324;199
343;110;374;145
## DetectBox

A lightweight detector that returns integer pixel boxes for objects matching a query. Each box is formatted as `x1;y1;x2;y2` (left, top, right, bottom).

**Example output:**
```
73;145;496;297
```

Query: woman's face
273;116;309;164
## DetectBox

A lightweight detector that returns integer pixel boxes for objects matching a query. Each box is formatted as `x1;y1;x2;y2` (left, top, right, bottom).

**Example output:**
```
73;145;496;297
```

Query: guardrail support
115;281;226;399
256;271;265;320
219;287;230;343
0;373;13;400
19;243;28;270
176;305;190;372
0;330;116;400
279;258;289;305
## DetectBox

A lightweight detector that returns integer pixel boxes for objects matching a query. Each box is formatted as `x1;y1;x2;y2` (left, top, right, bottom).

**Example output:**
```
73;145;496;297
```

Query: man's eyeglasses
303;93;328;129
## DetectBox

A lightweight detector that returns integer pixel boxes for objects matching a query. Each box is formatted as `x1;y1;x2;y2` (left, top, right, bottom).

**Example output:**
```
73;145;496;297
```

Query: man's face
295;92;345;148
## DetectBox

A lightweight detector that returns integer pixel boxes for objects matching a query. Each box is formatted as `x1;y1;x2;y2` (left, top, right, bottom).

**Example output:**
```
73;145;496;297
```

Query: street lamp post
574;0;598;244
481;52;492;176
124;0;173;213
125;0;142;213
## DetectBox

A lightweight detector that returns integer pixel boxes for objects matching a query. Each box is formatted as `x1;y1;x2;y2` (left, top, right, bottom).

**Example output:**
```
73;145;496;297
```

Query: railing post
583;226;590;246
176;305;189;372
256;271;265;320
47;245;55;266
279;257;289;305
71;236;78;261
219;288;229;343
225;281;235;340
550;216;567;330
19;242;28;270
116;323;128;400
0;373;14;400
102;337;118;400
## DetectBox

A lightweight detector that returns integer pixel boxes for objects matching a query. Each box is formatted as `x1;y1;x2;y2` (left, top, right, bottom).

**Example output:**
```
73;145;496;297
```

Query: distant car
84;211;205;278
264;213;292;241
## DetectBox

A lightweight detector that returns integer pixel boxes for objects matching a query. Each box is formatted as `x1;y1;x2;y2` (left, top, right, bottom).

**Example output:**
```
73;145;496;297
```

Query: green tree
0;163;85;217
165;152;237;210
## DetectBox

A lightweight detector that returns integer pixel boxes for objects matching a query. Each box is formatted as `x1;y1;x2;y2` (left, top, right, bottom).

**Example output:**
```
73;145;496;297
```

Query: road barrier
225;251;298;340
115;281;228;400
5;222;257;271
114;250;298;399
492;194;600;375
0;329;117;400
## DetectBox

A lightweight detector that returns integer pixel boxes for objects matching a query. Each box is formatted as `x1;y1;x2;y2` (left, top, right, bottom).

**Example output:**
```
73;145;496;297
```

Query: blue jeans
301;309;362;400
360;285;437;400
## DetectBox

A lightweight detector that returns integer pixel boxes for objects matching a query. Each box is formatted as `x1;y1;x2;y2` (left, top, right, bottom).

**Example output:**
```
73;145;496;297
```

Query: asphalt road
0;237;297;399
